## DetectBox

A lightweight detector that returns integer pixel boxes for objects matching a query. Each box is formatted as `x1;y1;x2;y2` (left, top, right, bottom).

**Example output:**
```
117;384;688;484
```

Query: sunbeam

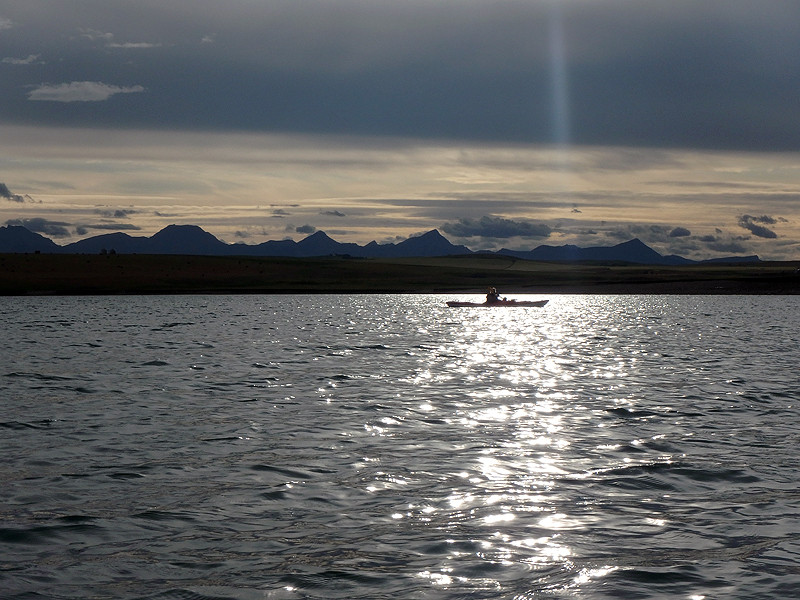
548;1;571;149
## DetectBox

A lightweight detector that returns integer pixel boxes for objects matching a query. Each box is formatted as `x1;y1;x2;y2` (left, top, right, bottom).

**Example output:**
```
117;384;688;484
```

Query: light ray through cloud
548;1;570;149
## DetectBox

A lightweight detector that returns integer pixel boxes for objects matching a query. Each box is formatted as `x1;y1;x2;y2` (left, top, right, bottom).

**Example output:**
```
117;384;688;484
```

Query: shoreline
1;253;799;295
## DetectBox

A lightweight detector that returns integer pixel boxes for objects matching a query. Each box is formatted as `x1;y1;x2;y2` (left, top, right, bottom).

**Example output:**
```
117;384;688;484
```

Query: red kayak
446;299;548;308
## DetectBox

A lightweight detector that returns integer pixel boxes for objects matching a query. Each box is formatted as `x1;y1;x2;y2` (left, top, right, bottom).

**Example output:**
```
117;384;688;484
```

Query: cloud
28;81;145;102
295;224;317;234
234;225;270;239
0;182;25;202
6;217;71;237
75;223;142;235
742;214;777;225
0;17;13;30
2;54;43;65
442;216;552;239
107;42;161;49
705;239;749;254
608;224;688;243
2;1;799;150
91;223;141;230
738;214;778;238
79;28;114;42
95;208;138;219
321;210;346;217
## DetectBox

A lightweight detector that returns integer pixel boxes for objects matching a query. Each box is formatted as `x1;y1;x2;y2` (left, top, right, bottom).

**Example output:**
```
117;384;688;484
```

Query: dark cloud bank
442;216;552;239
738;214;781;239
2;0;800;150
1;182;28;203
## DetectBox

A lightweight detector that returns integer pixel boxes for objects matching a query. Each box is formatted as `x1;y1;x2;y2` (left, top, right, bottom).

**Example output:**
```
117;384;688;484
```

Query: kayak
446;299;548;308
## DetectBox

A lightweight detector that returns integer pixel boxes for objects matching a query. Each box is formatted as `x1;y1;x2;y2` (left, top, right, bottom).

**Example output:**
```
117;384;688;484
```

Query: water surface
2;294;799;599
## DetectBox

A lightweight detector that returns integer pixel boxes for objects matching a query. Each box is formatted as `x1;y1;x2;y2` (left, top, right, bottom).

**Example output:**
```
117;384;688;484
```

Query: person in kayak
486;287;501;304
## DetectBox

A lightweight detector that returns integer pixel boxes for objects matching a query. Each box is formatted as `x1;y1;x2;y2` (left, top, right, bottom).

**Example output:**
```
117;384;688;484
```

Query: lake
2;294;799;599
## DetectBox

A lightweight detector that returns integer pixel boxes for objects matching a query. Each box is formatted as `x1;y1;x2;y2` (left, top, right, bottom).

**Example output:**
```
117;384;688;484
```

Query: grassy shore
1;252;799;295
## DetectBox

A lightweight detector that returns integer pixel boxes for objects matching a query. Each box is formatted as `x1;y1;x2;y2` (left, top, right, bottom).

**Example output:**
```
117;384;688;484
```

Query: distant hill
220;229;472;258
393;230;473;257
61;225;230;255
0;224;760;264
498;238;694;266
62;232;149;254
0;225;60;253
498;238;760;265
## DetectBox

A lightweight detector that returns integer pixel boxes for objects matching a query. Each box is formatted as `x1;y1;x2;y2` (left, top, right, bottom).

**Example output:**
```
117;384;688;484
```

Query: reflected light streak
448;493;477;510
476;456;513;481
573;566;619;586
539;512;581;531
532;458;569;476
417;570;454;586
540;544;572;561
483;512;515;525
425;299;597;591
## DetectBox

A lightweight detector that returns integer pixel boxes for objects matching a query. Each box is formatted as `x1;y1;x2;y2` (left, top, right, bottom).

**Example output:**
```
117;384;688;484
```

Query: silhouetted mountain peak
153;224;199;235
415;229;446;241
501;237;681;264
0;225;60;253
148;224;227;254
396;229;471;256
601;238;666;262
304;230;333;241
0;224;762;263
296;230;352;255
151;224;219;242
615;238;647;249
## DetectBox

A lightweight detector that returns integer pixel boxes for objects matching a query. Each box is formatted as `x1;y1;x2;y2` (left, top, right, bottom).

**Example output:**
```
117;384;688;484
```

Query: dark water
2;294;799;599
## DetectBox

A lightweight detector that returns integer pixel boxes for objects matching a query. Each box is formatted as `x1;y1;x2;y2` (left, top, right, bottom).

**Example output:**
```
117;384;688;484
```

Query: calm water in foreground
2;294;799;600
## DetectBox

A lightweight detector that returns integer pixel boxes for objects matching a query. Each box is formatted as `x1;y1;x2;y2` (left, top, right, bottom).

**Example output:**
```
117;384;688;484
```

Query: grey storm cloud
1;0;800;150
738;214;778;238
608;224;674;242
706;239;749;254
295;224;316;234
6;217;71;237
0;182;25;202
95;208;138;218
442;216;551;239
76;223;142;234
669;227;691;237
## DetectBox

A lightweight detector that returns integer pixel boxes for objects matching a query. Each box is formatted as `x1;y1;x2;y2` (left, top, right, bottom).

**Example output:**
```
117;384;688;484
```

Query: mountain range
0;224;760;265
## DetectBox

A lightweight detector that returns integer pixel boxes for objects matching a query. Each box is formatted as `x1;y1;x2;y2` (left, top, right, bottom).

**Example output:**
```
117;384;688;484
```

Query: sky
1;0;800;260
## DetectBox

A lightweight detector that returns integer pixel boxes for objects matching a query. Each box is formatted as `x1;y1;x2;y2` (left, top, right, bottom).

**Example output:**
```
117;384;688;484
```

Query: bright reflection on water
352;294;800;598
401;296;624;593
2;294;800;599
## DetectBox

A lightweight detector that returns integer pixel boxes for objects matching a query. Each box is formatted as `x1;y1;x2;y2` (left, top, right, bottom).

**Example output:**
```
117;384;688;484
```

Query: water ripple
1;294;799;598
